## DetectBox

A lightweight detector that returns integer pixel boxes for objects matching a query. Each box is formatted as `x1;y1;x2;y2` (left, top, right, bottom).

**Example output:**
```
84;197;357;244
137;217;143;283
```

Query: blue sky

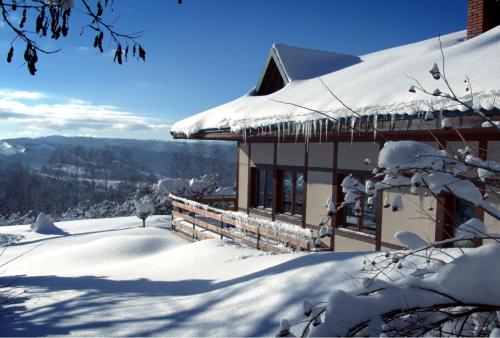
0;0;467;140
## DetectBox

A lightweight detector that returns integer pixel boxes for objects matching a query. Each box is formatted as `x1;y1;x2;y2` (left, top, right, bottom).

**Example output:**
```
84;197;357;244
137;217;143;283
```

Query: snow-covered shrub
133;198;155;227
31;212;65;235
158;174;218;197
280;138;500;336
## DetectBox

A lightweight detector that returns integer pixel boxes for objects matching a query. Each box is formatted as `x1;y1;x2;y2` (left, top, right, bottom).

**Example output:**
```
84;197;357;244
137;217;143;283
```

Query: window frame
336;172;377;236
277;167;304;216
250;165;304;218
251;165;273;210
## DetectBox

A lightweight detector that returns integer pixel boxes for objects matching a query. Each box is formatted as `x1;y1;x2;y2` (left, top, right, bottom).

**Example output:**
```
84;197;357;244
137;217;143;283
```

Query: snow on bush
133;198;154;227
394;230;427;249
306;243;500;337
211;186;235;196
280;137;500;336
280;136;500;335
31;212;65;235
158;174;219;196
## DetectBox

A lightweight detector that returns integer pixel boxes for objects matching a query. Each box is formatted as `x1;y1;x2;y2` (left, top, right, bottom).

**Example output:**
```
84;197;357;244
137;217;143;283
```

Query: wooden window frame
251;165;273;210
250;165;304;218
276;167;304;216
336;172;377;236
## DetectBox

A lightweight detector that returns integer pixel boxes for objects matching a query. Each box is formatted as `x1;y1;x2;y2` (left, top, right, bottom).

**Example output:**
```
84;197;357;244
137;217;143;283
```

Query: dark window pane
283;171;293;213
455;198;476;227
362;195;376;234
266;169;273;208
344;203;359;231
257;168;265;207
295;172;304;215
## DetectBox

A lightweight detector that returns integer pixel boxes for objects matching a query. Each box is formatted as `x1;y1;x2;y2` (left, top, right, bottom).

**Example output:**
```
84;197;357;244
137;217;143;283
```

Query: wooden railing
183;195;237;211
170;196;312;253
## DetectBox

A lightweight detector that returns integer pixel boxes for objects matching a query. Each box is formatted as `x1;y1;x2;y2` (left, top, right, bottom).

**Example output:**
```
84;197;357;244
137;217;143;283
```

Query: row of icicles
239;114;388;145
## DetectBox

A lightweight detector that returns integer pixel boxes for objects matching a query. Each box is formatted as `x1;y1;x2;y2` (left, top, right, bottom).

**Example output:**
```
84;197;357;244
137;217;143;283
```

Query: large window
337;174;377;235
277;169;304;216
250;166;304;216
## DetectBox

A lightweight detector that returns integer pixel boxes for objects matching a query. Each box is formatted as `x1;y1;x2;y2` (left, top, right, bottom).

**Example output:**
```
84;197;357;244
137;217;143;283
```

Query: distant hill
0;136;236;221
0;136;236;184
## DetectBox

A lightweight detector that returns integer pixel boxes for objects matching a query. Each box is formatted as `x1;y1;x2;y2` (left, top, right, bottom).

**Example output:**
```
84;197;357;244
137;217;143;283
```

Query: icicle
337;121;341;134
350;117;356;146
325;119;329;141
307;121;311;145
319;119;323;143
277;122;280;145
390;113;395;130
243;129;247;144
373;114;378;141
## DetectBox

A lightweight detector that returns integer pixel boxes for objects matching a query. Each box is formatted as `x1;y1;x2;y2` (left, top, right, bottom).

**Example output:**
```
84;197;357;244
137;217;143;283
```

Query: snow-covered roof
260;43;361;85
171;28;500;137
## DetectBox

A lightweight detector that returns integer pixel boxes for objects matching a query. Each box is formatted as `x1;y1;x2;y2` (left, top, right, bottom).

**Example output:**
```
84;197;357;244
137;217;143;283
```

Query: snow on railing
169;194;313;240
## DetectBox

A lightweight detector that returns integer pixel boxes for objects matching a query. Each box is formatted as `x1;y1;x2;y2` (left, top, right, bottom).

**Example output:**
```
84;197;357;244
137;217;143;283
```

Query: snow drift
31;212;65;235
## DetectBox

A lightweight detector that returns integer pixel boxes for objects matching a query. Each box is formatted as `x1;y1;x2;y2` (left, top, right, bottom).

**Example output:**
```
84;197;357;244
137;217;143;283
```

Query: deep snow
0;216;366;336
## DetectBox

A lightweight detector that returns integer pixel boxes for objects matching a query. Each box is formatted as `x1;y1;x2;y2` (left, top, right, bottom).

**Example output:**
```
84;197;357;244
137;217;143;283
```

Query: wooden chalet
171;0;500;251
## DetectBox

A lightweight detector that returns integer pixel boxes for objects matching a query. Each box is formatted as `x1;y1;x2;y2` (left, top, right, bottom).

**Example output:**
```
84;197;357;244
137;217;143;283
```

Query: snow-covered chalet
170;0;500;251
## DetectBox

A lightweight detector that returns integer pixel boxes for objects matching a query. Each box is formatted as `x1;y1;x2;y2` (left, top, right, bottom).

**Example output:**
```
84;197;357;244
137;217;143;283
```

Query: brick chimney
467;0;500;39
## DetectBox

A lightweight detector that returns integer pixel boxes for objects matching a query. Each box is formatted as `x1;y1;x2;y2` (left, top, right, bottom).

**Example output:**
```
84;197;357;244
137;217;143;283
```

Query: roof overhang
171;109;500;142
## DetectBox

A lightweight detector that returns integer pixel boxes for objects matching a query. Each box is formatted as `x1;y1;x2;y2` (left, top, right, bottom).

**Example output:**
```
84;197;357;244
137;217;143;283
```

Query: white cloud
0;89;171;136
0;89;46;100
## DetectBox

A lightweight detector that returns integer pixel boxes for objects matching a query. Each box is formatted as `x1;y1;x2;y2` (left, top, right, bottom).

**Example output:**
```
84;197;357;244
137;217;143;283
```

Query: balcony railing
170;194;313;253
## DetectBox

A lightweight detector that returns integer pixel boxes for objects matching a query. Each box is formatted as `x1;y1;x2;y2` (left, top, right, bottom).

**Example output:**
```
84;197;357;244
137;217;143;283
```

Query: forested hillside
0;136;236;223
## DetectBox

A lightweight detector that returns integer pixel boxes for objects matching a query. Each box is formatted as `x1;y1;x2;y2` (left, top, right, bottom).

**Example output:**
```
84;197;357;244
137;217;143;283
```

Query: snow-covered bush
31;212;65;235
158;174;219;196
133;198;155;227
280;138;500;337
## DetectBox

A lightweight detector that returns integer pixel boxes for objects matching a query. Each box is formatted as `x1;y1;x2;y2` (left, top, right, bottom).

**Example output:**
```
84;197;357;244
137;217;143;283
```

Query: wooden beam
235;141;240;211
272;142;277;221
330;141;338;251
302;143;309;228
247;143;252;214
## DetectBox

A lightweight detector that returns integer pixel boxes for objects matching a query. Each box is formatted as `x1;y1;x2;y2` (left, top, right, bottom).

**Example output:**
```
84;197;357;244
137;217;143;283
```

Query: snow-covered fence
158;175;236;210
170;195;313;252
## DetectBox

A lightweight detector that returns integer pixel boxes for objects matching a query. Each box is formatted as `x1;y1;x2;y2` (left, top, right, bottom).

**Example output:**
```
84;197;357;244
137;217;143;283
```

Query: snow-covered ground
0;216;365;336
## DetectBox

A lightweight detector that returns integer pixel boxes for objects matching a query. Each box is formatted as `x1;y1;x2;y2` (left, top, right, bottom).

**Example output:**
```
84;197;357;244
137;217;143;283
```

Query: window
277;169;304;216
452;197;478;248
295;172;304;215
250;166;303;216
282;171;293;213
454;198;476;227
337;174;377;235
266;169;273;208
257;168;265;207
252;166;273;209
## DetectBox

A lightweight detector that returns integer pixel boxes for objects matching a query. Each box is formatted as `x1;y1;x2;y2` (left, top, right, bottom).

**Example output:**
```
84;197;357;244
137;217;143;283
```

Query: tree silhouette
1;0;182;75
